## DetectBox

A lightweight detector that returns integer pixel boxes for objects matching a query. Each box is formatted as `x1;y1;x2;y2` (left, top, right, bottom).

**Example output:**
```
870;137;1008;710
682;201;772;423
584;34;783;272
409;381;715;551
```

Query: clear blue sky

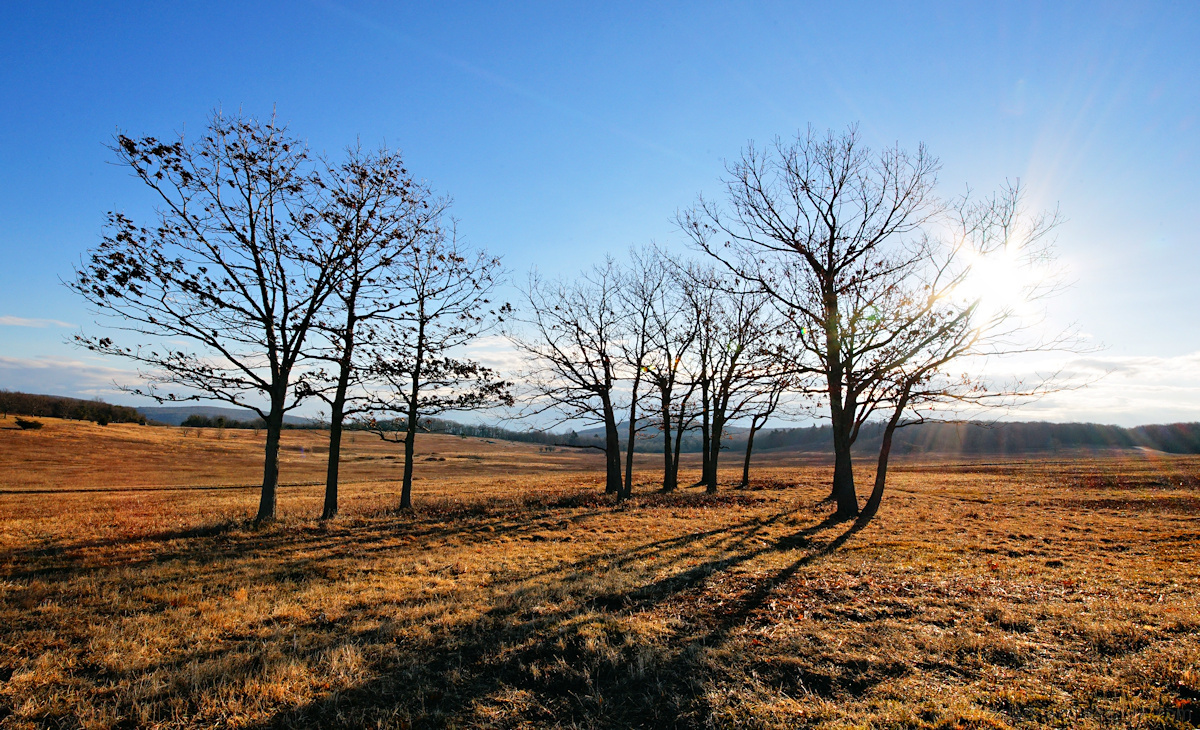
1;2;1197;425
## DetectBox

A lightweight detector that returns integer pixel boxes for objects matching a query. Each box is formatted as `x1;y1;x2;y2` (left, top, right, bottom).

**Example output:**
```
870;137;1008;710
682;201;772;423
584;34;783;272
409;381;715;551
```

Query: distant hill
0;393;320;427
0;391;145;424
137;405;316;427
531;418;1200;455
575;420;747;439
751;420;1200;456
5;389;1198;455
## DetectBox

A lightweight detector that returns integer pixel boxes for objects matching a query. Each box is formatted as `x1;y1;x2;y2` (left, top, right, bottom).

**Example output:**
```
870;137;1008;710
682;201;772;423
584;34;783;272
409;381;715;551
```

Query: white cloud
977;351;1200;426
2;346;1197;428
0;315;74;328
457;334;526;374
0;355;142;400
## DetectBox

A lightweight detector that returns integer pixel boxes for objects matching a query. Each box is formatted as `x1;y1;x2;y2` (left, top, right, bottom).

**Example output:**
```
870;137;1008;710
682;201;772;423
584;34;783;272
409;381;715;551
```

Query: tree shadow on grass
0;491;866;729
251;513;864;728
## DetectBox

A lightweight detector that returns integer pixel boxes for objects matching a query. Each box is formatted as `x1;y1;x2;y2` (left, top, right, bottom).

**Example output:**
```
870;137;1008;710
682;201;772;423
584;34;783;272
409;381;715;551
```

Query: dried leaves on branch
363;232;512;509
69;111;342;522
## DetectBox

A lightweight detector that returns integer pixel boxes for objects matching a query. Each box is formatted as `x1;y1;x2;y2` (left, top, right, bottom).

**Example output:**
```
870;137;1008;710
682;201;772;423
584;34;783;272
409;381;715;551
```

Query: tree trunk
660;387;676;493
821;285;858;516
827;386;859;518
860;401;907;523
623;373;642;500
255;391;287;523
706;409;724;494
323;347;353;519
322;301;359;520
602;397;623;495
740;415;761;488
400;410;417;510
323;404;343;520
698;379;712;489
400;322;425;511
831;429;858;518
672;408;687;491
859;423;894;523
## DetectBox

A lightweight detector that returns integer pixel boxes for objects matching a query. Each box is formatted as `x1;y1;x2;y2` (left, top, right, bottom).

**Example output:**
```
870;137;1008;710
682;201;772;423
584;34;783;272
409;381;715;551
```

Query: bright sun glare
960;244;1039;319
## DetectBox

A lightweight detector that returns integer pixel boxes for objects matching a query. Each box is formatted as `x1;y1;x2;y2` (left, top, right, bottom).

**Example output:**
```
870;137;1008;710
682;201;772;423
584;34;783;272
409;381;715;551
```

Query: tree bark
255;390;287;523
400;410;417;511
859;424;894;523
602;396;623;495
400;319;426;511
706;408;725;494
323;400;343;520
322;336;353;520
322;289;360;520
831;429;858;518
671;406;687;492
827;379;859;518
659;387;676;493
623;372;642;500
822;284;859;517
698;378;712;489
860;399;907;524
740;415;762;488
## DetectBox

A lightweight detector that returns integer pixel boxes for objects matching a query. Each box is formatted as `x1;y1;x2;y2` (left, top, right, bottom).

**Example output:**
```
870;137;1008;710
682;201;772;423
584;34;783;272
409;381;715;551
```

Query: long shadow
2;489;864;729
249;513;860;728
0;495;623;583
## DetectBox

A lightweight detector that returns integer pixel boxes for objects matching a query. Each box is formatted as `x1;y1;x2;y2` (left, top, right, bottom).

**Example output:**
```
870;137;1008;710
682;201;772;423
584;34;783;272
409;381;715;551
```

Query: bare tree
682;126;938;516
682;271;786;493
510;260;627;496
854;184;1074;522
69;111;340;522
635;251;701;493
615;247;661;499
365;229;511;510
303;146;444;520
684;125;1075;519
737;371;795;488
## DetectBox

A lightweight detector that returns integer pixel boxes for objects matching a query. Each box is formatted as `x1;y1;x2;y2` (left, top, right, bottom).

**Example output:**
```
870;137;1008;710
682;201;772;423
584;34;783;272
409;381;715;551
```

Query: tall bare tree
682;126;939;516
682;271;785;493
685;125;1074;519
738;372;795;488
615;247;661;499
510;260;627;496
635;251;700;493
69;111;340;522
304;146;445;520
853;183;1073;521
365;229;511;510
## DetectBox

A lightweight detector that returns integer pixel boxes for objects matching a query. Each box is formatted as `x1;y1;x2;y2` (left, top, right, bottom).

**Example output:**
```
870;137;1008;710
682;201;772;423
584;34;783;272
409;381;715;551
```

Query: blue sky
1;2;1197;425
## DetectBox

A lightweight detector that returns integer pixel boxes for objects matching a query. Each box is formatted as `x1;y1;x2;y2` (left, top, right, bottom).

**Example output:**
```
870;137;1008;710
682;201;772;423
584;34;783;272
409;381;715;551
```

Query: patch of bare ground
0;420;1197;728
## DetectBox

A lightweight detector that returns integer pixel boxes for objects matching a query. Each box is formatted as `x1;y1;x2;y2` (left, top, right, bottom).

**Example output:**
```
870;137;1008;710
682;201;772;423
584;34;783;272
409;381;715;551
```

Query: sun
959;243;1040;319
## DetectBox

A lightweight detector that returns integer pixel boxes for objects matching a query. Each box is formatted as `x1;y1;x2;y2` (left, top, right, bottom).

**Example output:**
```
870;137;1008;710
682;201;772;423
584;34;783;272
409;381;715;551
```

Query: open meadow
1;418;1198;728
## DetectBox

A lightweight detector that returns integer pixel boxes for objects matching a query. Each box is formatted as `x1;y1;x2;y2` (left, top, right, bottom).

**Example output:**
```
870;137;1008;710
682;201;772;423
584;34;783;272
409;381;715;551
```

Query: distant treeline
351;416;601;447
0;391;145;425
351;417;1200;455
9;389;1198;455
180;414;324;430
753;421;1200;455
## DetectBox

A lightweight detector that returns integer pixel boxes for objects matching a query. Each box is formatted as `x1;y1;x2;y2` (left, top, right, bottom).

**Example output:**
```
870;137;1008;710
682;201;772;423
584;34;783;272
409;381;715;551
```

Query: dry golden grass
1;417;1198;728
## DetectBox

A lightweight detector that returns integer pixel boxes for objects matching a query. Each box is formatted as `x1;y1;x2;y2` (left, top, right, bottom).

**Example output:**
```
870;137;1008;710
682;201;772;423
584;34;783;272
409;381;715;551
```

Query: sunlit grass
0;418;1197;728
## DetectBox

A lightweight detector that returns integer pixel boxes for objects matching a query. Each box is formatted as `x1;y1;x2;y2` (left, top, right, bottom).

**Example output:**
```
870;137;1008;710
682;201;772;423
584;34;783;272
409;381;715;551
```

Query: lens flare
959;242;1043;320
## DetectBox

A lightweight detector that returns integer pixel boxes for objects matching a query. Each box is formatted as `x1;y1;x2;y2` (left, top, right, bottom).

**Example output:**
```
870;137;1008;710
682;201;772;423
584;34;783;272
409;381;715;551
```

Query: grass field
1;417;1198;728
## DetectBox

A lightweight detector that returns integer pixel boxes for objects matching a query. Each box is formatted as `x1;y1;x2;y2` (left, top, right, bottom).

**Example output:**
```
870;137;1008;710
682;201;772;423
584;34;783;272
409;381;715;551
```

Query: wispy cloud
2;347;1197;428
0;355;141;399
458;335;525;374
0;315;74;328
978;350;1200;426
313;0;698;168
